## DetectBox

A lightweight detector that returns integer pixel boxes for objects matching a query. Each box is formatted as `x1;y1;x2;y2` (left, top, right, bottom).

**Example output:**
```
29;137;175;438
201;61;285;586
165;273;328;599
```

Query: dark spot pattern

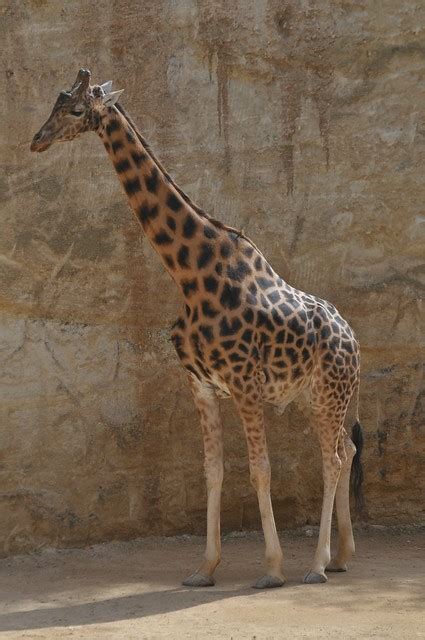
220;242;232;258
276;330;286;343
288;317;305;337
256;310;274;332
256;277;274;290
199;325;214;343
342;341;354;354
211;353;226;370
171;333;186;359
260;295;270;309
177;245;190;269
321;325;331;340
222;340;236;350
166;216;176;232
202;300;219;318
167;192;182;212
267;290;280;304
229;352;244;363
279;303;293;317
292;367;302;379
114;158;131;173
123;177;141;196
145;167;159;193
182;279;198;297
204;275;218;294
204;225;217;239
271;309;284;326
220;317;242;336
243;308;254;324
286;348;298;365
164;255;174;269
183;215;198;239
154;230;173;245
106;120;120;135
111;140;124;153
215;263;223;276
131;150;148;167
138;203;158;225
227;260;251;282
241;328;253;343
172;317;185;330
220;283;241;310
197;243;215;269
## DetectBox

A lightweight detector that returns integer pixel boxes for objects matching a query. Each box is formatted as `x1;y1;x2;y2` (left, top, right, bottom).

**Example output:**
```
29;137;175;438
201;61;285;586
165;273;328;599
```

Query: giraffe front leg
182;375;223;587
250;457;285;589
233;386;285;589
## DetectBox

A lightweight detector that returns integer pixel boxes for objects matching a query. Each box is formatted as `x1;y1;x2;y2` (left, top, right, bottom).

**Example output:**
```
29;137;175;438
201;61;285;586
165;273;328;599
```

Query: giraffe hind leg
232;379;285;589
326;428;356;572
303;396;350;584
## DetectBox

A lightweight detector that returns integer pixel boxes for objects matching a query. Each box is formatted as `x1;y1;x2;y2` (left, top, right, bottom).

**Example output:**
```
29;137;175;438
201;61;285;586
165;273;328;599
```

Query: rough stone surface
1;0;424;555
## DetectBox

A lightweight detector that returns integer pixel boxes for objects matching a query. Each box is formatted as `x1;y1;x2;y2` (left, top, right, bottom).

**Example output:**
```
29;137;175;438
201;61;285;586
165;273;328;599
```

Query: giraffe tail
351;421;364;515
350;375;365;517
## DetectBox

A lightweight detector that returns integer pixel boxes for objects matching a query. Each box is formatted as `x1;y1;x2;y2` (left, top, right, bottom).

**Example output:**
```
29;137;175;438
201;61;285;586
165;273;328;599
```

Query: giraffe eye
71;110;84;117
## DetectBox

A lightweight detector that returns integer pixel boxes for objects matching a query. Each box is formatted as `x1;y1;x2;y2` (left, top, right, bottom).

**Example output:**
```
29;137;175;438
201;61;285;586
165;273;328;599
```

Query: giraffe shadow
1;569;424;634
0;586;257;633
1;531;423;633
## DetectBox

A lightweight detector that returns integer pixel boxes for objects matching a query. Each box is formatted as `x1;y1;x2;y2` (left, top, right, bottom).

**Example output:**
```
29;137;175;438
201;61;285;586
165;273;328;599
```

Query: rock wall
1;0;424;555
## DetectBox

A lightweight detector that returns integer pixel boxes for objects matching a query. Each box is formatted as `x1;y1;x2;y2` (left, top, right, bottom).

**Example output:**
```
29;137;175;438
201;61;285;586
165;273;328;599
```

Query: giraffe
31;69;364;588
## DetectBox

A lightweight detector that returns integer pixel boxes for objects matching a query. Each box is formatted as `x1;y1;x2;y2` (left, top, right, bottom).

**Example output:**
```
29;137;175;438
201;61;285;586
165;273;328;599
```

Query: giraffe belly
263;377;311;414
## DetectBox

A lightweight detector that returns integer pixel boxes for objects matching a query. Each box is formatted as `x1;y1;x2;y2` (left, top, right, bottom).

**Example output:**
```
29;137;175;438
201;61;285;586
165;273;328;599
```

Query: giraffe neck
98;106;217;299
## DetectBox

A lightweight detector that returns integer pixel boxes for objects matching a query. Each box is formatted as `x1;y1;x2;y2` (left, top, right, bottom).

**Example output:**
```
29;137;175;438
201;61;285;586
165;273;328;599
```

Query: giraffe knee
204;458;223;488
345;437;356;461
339;437;356;466
249;457;271;491
323;453;342;484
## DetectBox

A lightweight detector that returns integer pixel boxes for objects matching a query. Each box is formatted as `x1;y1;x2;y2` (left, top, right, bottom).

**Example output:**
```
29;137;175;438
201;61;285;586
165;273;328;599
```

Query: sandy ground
0;528;424;640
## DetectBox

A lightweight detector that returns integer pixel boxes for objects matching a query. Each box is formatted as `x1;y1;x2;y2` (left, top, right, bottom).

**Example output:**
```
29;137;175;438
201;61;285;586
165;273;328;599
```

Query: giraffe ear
102;89;124;106
100;81;113;94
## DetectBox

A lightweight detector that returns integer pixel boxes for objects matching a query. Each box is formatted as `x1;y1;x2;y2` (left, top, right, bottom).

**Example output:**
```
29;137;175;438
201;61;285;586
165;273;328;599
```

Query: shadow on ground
0;530;424;633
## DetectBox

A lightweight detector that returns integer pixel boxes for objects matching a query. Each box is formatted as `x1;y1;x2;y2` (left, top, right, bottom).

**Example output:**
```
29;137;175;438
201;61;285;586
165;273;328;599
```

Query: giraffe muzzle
30;131;52;152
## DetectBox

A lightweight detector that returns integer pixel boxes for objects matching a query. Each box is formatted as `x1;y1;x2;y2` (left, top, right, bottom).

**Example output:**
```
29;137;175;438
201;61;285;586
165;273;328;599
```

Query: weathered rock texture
1;0;424;555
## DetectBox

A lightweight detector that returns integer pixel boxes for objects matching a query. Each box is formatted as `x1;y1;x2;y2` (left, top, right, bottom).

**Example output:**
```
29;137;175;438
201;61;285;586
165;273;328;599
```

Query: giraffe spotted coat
31;69;363;589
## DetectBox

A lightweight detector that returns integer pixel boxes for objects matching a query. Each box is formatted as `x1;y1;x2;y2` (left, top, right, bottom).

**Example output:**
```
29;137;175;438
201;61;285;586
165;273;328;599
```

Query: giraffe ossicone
31;68;364;588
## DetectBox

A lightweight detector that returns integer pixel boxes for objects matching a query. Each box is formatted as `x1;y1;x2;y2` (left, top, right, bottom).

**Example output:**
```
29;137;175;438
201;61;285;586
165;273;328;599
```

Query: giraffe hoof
182;572;215;587
303;571;327;584
326;560;348;572
253;574;285;589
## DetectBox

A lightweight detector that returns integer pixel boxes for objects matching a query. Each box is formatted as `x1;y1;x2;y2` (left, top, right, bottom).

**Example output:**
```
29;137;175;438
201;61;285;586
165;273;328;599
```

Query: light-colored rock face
1;0;424;555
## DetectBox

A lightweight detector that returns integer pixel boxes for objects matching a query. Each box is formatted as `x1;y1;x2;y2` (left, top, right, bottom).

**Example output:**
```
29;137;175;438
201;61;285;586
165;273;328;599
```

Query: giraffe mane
114;103;262;254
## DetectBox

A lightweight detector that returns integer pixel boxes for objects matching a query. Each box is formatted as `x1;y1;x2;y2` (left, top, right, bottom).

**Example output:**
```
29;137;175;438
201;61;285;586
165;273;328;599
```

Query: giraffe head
30;68;123;152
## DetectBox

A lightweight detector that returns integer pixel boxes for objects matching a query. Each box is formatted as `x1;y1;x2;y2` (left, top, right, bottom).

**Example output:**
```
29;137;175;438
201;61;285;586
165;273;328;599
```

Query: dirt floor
0;527;424;640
